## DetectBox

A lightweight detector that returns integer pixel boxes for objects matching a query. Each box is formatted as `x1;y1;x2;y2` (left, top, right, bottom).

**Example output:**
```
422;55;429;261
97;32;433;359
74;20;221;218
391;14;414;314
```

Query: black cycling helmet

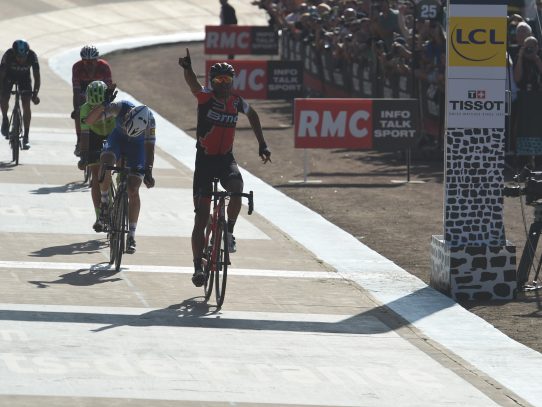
80;45;99;60
209;62;235;80
12;40;29;57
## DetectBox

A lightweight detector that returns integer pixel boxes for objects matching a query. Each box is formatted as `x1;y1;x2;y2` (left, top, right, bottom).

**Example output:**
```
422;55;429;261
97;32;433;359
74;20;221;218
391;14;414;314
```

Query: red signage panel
294;99;374;149
206;60;268;99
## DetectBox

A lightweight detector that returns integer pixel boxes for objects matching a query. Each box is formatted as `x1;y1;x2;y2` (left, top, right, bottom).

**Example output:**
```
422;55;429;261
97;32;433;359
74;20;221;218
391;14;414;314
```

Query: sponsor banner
372;99;419;150
204;26;278;55
447;78;505;128
294;98;418;150
448;17;507;68
205;60;303;99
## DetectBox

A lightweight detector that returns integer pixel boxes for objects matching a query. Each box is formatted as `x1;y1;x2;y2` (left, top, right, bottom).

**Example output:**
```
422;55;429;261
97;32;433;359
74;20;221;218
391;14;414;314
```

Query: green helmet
85;80;107;105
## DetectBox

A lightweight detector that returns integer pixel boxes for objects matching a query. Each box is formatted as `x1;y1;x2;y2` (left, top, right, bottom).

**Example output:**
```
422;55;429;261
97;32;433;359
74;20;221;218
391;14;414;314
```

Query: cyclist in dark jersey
0;40;40;150
72;45;113;156
179;48;271;287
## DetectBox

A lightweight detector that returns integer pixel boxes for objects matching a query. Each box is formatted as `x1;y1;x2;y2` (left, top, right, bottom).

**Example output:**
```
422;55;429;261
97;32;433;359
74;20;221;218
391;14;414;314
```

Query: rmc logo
449;17;506;67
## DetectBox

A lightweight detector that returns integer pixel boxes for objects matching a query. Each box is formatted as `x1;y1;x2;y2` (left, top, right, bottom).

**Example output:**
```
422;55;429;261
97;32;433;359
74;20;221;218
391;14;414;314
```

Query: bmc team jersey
194;87;250;155
0;48;39;81
79;102;116;137
72;59;112;98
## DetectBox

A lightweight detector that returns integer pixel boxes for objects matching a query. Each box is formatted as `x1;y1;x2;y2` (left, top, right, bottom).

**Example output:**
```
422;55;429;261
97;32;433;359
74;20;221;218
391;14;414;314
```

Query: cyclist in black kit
178;48;271;287
0;40;40;150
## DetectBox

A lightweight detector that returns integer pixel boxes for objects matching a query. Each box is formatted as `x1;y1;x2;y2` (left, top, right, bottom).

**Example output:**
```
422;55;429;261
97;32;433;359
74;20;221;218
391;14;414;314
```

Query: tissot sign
294;99;418;150
205;26;278;55
205;60;303;99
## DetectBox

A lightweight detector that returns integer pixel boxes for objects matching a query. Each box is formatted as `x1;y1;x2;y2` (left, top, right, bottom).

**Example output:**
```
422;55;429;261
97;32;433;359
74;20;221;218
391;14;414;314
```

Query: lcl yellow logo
449;17;506;67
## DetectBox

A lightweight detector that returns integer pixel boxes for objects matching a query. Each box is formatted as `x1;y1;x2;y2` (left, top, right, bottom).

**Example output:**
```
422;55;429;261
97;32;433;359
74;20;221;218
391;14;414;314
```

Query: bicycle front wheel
215;218;229;308
114;193;128;272
9;111;20;165
83;166;91;184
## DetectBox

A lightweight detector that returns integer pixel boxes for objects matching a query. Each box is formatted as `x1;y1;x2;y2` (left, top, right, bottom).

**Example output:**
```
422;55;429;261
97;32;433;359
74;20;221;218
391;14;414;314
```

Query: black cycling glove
144;166;155;188
179;51;192;70
104;85;118;103
259;142;271;160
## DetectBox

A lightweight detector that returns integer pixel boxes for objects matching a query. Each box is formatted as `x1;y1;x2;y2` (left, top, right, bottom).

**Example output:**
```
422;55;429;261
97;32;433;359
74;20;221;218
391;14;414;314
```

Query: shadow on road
30;181;88;194
29;239;107;257
0;161;16;170
28;263;121;288
0;287;456;337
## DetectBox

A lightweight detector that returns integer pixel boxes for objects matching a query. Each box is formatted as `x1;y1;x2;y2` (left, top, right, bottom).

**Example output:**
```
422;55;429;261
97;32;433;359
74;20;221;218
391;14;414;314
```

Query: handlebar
98;164;131;183
210;190;254;215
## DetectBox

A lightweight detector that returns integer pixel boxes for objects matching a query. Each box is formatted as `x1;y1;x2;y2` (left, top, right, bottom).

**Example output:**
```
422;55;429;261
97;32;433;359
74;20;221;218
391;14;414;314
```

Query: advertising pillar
430;0;517;300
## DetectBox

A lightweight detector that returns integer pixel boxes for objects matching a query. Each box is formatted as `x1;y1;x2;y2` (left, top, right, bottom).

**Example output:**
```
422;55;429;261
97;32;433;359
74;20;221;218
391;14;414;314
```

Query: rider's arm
144;114;156;168
246;106;266;146
0;51;10;86
30;51;40;95
183;66;203;94
72;63;81;110
102;61;113;87
86;102;121;125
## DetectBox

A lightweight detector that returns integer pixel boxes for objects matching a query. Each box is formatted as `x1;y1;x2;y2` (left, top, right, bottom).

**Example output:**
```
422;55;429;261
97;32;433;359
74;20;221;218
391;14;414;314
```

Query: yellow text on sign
449;17;506;67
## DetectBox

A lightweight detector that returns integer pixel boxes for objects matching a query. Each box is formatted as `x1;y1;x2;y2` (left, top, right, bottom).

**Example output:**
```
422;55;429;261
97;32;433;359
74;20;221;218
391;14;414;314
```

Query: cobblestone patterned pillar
430;0;516;300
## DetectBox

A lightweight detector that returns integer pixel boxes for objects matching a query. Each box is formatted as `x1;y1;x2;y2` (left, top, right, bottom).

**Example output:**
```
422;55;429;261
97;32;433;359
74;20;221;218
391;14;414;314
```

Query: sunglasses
212;75;233;84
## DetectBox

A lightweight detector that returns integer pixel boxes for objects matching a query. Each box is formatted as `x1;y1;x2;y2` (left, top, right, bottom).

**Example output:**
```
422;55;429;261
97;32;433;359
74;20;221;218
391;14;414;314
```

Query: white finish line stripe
0;260;340;279
32;113;70;119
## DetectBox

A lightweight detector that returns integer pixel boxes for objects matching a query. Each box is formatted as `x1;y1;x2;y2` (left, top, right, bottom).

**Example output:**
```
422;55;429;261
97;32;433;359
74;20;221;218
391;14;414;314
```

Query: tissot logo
449;17;506;67
468;90;486;99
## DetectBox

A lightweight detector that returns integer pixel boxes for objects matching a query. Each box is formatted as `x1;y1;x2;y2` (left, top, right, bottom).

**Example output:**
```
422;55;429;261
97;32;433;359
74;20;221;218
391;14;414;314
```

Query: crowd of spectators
251;0;542;158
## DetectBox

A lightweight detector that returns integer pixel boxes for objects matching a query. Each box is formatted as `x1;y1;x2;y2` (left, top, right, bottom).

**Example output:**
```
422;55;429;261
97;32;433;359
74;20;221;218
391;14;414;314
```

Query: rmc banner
205;60;303;99
205;26;278;55
294;98;419;151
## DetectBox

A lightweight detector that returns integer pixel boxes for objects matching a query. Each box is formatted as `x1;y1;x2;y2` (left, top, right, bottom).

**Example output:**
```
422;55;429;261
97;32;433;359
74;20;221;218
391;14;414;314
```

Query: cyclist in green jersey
77;80;116;232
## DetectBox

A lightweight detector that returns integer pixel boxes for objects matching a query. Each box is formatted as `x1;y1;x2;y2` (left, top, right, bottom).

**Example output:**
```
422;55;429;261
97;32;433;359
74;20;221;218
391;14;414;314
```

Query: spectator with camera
514;36;542;160
514;36;542;91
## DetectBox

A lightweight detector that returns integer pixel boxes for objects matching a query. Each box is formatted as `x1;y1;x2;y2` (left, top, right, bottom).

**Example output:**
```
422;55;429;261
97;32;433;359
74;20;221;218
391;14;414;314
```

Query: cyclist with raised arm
72;45;112;156
0;40;40;150
178;48;271;287
77;81;116;232
86;94;156;254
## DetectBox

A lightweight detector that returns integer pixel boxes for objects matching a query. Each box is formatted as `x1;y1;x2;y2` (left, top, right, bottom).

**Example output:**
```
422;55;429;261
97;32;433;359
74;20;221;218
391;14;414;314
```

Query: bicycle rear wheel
215;218;229;308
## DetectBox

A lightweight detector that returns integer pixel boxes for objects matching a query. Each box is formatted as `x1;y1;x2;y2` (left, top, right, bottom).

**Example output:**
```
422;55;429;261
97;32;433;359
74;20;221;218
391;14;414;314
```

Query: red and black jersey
194;87;250;155
72;59;112;95
0;48;39;80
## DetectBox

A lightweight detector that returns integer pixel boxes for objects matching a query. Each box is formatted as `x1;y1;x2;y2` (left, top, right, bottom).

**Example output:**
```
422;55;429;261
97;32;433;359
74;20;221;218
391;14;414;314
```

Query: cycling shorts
87;130;107;165
1;76;31;99
102;127;145;176
193;152;243;201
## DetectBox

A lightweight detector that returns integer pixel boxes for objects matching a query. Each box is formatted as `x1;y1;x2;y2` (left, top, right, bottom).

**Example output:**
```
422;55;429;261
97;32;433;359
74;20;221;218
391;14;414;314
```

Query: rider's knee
100;151;115;164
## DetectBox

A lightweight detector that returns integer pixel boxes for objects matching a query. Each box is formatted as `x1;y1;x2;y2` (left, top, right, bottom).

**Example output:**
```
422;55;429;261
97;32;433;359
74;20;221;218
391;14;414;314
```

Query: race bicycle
7;84;26;165
202;178;253;308
100;163;130;272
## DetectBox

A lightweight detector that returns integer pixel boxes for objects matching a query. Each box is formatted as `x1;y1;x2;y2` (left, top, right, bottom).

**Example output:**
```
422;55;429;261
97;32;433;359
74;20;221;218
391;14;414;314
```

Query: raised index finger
186;48;190;57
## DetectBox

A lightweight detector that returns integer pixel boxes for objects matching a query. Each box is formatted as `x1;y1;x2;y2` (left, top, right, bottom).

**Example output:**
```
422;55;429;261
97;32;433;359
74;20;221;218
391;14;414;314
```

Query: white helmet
124;105;150;137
